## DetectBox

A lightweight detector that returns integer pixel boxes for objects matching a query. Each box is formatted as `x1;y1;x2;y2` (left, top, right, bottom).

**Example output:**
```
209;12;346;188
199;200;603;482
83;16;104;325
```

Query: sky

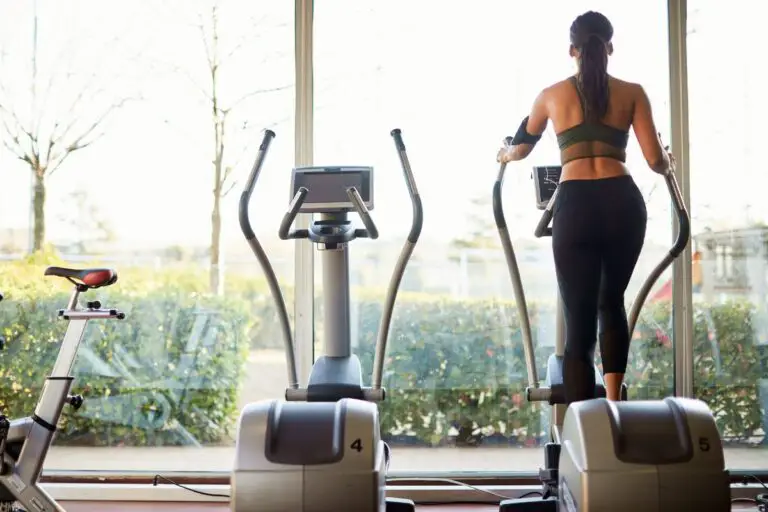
0;0;764;256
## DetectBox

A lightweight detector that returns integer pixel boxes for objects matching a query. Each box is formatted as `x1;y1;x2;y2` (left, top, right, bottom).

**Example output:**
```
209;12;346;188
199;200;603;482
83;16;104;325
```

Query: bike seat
44;267;118;289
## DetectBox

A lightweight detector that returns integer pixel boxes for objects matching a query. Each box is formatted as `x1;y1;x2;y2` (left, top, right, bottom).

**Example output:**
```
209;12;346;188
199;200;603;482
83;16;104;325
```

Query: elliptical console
232;129;421;512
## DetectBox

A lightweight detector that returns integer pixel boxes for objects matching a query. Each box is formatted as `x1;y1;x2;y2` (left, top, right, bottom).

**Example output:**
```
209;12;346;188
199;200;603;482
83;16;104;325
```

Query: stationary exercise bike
493;141;730;511
0;267;124;512
231;129;421;511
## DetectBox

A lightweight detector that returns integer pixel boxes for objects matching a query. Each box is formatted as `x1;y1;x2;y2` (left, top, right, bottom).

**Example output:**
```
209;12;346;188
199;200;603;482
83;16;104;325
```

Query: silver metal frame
0;285;124;511
240;127;421;402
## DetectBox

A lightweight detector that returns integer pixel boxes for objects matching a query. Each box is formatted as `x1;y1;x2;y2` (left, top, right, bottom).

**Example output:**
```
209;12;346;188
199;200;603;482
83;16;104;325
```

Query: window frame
668;0;695;399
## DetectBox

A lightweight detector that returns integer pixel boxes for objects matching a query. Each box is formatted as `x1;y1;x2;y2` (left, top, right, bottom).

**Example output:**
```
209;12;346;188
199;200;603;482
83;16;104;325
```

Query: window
688;1;768;470
314;1;673;472
0;0;294;473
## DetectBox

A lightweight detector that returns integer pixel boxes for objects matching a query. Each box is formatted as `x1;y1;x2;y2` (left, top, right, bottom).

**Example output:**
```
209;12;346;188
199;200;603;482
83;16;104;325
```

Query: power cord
732;474;768;511
387;476;542;502
149;471;768;507
741;474;768;491
152;473;543;504
153;474;230;498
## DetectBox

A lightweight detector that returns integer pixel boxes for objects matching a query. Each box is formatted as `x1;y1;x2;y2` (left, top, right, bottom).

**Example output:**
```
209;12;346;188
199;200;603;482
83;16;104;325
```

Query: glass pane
314;1;672;472
0;0;294;473
688;1;768;470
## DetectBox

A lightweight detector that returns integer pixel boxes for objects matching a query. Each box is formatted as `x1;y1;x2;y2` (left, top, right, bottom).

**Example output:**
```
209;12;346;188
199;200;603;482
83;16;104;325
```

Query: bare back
536;76;665;181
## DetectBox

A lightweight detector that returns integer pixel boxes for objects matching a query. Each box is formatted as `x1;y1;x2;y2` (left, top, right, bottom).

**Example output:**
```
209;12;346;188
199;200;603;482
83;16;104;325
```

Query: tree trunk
208;7;224;296
32;171;46;252
209;186;222;295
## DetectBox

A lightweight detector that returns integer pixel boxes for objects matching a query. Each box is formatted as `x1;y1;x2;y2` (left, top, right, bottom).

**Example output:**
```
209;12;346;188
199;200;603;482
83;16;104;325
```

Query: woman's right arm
631;84;671;174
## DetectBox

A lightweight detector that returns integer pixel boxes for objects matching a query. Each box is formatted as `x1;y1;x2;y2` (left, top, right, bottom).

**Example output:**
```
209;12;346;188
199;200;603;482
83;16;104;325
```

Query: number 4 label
350;438;363;452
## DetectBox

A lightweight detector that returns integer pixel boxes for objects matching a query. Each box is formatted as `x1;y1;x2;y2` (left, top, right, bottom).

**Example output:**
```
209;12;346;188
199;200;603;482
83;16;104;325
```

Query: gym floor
57;502;758;511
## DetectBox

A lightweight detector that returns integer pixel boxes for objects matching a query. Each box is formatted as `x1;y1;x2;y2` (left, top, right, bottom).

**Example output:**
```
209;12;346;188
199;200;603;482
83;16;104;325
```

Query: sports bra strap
569;76;587;116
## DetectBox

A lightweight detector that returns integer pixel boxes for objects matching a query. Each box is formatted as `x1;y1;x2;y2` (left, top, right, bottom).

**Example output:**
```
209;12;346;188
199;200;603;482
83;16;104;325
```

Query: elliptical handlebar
627;165;690;334
278;187;310;240
239;129;300;390
534;187;558;238
493;136;539;389
371;129;424;390
347;187;380;239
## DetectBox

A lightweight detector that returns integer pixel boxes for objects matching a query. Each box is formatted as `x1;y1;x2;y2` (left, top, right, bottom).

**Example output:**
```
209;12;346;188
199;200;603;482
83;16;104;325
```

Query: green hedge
1;258;766;448
0;259;252;446
354;298;767;446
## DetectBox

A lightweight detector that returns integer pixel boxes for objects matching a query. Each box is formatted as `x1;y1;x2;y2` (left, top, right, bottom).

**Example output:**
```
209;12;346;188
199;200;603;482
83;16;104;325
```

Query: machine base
386;497;416;511
499;496;557;511
559;397;730;511
539;442;560;496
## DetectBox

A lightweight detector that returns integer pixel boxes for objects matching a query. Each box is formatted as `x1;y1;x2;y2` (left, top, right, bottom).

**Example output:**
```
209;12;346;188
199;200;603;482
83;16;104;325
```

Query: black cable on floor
153;474;230;498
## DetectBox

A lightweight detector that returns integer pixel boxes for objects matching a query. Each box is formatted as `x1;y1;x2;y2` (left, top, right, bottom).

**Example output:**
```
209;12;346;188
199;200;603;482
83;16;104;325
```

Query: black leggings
552;175;647;404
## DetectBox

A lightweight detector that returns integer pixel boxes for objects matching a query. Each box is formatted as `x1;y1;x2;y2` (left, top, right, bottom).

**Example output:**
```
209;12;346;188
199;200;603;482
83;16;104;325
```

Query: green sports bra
556;76;630;165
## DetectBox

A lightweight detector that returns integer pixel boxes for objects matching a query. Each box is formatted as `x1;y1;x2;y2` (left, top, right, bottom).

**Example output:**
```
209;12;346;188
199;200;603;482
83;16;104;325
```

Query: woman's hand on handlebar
497;144;519;164
655;144;676;176
665;148;676;174
655;132;675;176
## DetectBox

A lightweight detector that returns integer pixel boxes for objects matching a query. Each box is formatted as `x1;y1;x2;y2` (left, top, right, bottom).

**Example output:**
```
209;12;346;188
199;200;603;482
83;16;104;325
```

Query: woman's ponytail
577;34;609;121
570;11;613;121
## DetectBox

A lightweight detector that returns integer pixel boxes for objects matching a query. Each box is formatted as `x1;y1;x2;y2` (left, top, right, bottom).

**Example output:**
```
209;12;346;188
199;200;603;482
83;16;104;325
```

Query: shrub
1;260;765;448
0;262;251;446
349;297;766;447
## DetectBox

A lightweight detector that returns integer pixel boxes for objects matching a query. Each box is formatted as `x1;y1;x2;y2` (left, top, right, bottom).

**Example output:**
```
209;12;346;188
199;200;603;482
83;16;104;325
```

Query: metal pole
294;0;315;387
668;0;694;398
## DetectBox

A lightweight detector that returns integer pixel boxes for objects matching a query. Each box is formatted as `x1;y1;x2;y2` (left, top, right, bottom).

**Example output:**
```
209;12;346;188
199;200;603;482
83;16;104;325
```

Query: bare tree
164;1;291;295
0;4;136;253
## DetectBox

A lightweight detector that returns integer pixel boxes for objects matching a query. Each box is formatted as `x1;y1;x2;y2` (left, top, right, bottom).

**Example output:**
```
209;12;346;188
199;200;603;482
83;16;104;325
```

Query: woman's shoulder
608;75;642;91
541;77;576;97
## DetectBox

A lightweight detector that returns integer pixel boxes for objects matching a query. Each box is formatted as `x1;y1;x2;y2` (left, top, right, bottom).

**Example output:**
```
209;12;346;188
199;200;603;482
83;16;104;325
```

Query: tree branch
47;96;137;176
222;84;292;114
198;10;216;75
221;163;234;187
0;102;38;167
32;71;60;138
221;178;238;198
219;115;290;198
48;79;105;149
219;13;275;65
2;138;32;165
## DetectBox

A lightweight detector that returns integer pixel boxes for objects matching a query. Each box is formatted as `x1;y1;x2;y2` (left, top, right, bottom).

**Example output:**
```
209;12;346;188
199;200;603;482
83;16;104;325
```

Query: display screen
292;167;372;212
533;166;562;207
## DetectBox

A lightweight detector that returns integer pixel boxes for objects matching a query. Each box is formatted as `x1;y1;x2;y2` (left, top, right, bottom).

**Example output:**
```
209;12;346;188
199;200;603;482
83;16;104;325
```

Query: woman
497;11;673;403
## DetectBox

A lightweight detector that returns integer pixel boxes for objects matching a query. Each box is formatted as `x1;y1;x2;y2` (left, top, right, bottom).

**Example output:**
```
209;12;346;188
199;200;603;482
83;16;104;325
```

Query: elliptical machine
493;140;730;511
231;129;421;512
0;267;125;512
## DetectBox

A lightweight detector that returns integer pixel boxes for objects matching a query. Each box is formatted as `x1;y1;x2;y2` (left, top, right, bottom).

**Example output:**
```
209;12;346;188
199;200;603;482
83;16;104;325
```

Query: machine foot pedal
386;497;416;512
499;496;557;511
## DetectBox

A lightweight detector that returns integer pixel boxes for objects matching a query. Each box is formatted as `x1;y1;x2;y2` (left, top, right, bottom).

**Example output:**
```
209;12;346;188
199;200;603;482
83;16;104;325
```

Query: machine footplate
499;495;557;511
386;497;416;512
